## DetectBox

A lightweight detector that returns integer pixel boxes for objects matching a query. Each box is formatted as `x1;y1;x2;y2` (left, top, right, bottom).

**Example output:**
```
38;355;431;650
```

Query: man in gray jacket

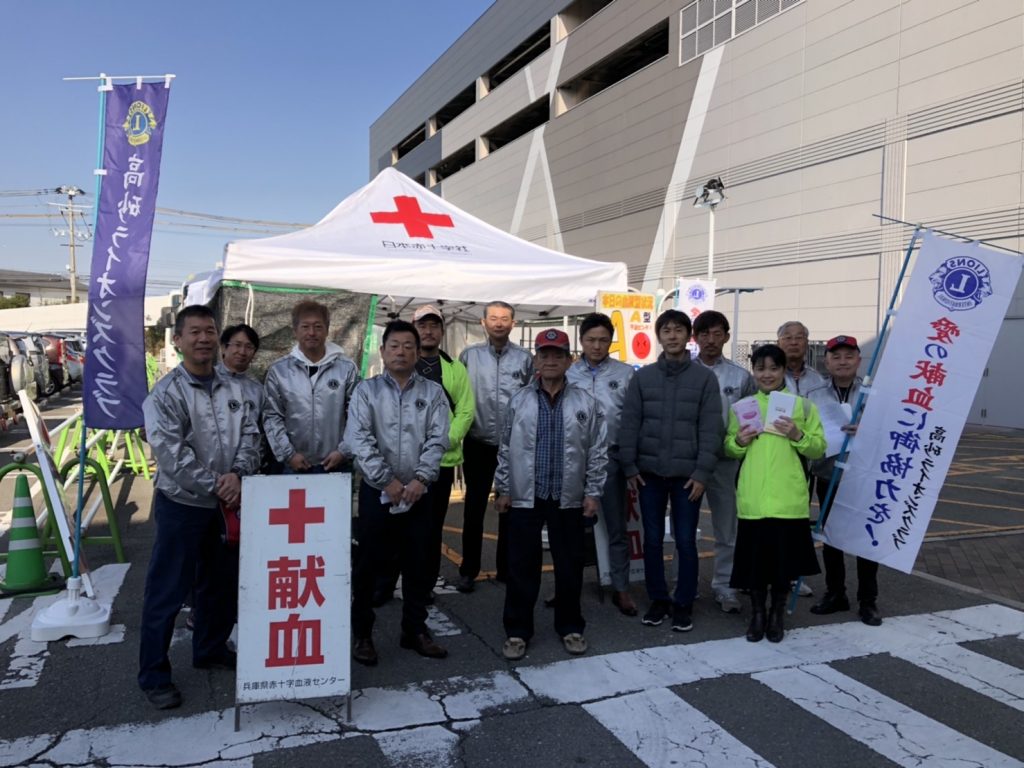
619;309;723;632
139;305;261;710
566;313;637;616
495;329;607;660
457;301;534;591
263;300;359;473
693;310;756;614
345;320;451;666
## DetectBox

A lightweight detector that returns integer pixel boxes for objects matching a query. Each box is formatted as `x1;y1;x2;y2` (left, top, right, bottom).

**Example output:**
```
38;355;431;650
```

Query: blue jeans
637;474;702;606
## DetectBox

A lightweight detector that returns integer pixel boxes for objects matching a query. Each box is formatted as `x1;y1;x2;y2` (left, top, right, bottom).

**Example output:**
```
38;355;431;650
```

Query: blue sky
0;1;493;291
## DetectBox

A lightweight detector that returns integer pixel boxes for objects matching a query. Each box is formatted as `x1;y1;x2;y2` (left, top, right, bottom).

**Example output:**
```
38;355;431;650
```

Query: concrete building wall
371;0;1024;427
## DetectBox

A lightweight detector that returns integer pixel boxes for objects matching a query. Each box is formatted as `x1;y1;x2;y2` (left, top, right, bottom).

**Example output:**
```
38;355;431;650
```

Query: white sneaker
796;581;813;597
715;593;742;614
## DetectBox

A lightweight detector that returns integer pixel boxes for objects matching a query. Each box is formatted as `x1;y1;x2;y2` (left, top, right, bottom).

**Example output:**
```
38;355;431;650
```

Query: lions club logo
609;381;619;390
415;398;427;411
227;399;241;413
576;410;587;424
123;101;158;147
327;378;340;390
687;284;707;303
929;255;993;311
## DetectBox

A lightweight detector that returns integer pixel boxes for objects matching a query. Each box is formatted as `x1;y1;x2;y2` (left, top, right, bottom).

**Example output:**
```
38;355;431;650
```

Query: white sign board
826;233;1022;573
593;489;646;586
595;291;657;366
236;473;351;704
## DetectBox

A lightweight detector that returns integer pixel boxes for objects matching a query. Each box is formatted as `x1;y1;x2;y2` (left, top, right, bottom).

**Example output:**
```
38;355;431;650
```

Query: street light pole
55;185;85;303
707;205;715;281
693;177;725;281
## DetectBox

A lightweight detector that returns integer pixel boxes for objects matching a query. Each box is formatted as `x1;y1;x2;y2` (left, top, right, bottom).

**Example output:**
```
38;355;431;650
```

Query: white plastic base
31;576;111;642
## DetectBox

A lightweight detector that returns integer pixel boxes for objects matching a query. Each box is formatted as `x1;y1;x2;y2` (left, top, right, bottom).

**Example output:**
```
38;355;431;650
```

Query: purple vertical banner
83;83;171;429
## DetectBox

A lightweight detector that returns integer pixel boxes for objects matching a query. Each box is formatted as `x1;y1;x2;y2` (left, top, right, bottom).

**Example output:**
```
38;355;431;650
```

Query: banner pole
72;75;111;579
790;226;923;611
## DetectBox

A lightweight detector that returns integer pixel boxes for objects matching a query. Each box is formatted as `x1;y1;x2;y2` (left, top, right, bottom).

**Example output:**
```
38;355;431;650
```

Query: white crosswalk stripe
753;664;1022;767
585;687;775;768
2;604;1024;767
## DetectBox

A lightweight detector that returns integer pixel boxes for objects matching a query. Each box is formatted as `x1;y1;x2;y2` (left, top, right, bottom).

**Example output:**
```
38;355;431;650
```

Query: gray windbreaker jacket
459;341;534;445
143;366;261;508
566;356;634;450
344;370;450;490
807;375;863;480
216;361;264;416
262;343;359;464
494;379;608;509
694;356;757;428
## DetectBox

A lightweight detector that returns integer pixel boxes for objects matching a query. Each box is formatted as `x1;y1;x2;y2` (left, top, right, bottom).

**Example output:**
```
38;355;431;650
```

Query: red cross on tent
370;195;454;239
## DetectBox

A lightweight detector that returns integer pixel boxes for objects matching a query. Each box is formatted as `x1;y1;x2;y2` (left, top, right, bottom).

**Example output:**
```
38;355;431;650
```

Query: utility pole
53;186;88;303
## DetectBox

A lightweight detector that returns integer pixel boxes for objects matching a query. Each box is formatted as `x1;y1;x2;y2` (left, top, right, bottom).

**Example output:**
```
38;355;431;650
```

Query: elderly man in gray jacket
345;320;450;667
263;300;359;473
495;329;608;661
139;305;261;710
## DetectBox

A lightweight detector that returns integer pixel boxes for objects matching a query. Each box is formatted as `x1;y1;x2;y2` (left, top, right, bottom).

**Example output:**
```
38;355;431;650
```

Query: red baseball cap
535;328;571;352
826;335;859;352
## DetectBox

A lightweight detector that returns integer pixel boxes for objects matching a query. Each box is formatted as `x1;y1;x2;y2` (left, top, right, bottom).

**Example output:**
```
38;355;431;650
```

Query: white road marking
893;643;1024;712
753;664;1022;768
0;604;1021;767
585;687;775;768
374;724;460;768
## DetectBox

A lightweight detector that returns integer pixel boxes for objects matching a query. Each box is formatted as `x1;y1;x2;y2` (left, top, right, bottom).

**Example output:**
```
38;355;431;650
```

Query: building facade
371;0;1024;427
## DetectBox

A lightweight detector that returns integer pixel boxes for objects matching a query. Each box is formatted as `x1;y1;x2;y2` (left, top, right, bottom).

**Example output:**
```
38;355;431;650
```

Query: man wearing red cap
807;335;882;626
494;329;608;660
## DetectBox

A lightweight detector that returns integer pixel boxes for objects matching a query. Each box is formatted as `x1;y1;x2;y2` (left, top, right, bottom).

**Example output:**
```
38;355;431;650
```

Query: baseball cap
412;304;444;324
826;335;859;352
534;328;571;353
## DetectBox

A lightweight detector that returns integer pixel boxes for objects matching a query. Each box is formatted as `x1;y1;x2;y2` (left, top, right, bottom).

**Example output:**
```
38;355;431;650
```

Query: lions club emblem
123;101;158;147
576;410;587;424
929;255;993;311
327;378;341;390
687;284;707;303
227;399;241;413
415;398;427;411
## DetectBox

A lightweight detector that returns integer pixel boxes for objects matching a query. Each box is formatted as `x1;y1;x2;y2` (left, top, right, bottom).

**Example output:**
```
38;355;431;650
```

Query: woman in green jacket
725;344;825;643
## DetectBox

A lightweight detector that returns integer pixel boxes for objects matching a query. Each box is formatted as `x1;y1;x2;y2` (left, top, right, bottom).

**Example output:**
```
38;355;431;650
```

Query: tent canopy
222;168;627;320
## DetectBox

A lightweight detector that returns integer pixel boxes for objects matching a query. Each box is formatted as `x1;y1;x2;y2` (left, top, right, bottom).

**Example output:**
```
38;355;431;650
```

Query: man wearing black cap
495;329;607;660
807;335;882;626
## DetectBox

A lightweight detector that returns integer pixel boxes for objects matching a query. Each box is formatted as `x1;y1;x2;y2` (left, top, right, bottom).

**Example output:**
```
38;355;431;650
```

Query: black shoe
353;637;378;666
809;592;850;615
425;591;435;605
746;589;767;642
642;600;670;626
144;683;182;710
193;649;237;670
766;591;787;643
400;632;448;659
670;603;693;632
372;589;393;608
455;575;475;593
859;602;883;626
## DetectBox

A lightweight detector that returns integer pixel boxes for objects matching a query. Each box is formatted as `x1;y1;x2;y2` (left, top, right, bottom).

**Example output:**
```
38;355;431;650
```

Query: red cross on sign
370;195;454;239
269;489;325;544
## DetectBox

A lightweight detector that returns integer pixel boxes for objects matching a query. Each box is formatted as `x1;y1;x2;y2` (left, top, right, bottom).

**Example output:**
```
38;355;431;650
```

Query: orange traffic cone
1;475;64;597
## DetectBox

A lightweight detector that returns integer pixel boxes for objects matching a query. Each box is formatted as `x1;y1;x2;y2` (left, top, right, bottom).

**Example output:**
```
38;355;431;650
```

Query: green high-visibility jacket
724;389;825;520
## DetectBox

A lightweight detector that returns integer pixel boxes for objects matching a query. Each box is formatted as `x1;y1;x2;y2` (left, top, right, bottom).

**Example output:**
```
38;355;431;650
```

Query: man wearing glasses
777;321;825;395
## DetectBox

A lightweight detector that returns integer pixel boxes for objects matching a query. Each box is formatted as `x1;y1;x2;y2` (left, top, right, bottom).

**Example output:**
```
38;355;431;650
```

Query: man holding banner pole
808;335;881;626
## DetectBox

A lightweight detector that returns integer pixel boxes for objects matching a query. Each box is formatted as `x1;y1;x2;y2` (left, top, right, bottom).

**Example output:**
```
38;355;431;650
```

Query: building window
556;19;669;113
431;142;475;183
555;0;615;39
483;24;551;94
393;124;426;162
481;97;549;154
434;83;476;131
680;0;802;65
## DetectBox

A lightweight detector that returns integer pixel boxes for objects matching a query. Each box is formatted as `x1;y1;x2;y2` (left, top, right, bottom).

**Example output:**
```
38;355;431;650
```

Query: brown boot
612;590;638;616
353;637;378;666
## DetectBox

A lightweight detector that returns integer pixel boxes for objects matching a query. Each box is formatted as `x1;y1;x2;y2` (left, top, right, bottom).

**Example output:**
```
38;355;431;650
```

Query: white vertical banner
826;232;1022;573
236;474;351;704
676;278;716;355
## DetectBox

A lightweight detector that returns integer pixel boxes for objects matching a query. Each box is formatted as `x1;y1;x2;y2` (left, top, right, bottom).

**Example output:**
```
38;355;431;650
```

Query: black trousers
817;476;879;603
460;436;508;580
138;492;237;690
377;466;456;593
503;498;585;641
352;481;433;639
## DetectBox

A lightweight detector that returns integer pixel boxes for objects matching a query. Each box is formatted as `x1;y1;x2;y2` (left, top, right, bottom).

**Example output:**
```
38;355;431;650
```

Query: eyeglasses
226;342;256;352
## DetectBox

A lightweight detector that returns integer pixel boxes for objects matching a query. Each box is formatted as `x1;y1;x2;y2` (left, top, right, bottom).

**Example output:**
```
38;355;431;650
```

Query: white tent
221;168;627;319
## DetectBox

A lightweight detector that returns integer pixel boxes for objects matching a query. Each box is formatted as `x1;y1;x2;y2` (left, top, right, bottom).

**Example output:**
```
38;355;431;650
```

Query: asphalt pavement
1;390;1023;767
